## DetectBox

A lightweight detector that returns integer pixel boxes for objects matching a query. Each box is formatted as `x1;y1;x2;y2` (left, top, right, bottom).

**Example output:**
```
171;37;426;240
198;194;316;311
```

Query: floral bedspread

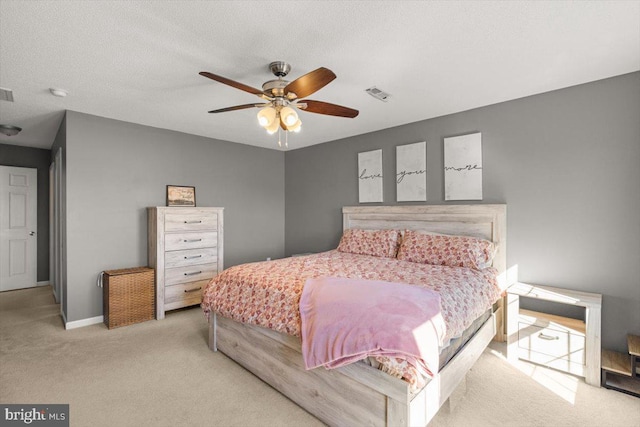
202;250;500;389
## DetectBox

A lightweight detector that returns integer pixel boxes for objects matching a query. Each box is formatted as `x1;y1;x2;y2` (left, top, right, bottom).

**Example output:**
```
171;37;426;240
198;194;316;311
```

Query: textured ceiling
0;1;638;151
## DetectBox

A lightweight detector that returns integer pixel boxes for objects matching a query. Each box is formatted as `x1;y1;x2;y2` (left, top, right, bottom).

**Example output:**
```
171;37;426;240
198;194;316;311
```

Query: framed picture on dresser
166;185;196;207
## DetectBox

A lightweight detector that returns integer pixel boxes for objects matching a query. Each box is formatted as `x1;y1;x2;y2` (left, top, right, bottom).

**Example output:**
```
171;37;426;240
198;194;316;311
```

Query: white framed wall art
396;141;427;202
444;132;483;201
358;149;383;203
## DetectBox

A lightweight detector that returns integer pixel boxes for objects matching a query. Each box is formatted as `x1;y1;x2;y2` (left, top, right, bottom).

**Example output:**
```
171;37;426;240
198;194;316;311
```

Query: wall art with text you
396;141;427;202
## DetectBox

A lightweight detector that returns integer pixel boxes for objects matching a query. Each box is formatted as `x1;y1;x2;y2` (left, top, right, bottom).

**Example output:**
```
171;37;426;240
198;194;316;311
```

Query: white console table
506;282;602;387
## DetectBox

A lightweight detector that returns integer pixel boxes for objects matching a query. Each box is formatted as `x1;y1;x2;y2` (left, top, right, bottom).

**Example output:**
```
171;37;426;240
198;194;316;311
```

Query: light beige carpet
1;286;638;427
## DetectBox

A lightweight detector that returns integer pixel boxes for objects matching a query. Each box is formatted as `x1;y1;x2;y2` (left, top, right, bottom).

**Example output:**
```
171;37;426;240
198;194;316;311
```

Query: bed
203;204;508;426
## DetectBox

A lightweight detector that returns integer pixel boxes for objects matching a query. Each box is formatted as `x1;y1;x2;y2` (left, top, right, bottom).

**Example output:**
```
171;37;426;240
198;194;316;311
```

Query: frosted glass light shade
280;106;298;126
257;107;277;127
265;118;280;134
287;119;302;133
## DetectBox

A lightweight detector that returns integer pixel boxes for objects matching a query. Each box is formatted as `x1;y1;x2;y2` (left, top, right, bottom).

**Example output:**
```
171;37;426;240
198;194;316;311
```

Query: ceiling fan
199;61;359;143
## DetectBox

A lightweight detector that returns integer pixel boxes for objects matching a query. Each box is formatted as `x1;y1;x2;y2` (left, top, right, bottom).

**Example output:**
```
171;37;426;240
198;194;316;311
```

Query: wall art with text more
444;132;483;201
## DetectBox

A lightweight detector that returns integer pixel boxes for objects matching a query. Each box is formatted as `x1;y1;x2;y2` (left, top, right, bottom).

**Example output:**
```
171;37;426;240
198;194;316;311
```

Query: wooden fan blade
299;100;359;118
200;71;267;99
208;103;267;113
284;67;336;99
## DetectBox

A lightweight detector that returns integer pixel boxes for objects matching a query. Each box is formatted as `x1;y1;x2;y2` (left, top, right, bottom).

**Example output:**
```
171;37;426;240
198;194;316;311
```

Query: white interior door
0;166;38;291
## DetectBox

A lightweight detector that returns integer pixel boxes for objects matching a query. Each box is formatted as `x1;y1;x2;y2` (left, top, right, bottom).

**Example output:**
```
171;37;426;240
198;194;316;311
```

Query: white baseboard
37;280;50;287
65;315;104;330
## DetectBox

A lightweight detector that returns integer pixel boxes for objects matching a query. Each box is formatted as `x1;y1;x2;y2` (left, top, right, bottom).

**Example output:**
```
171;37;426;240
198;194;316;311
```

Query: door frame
50;147;64;316
49;162;59;303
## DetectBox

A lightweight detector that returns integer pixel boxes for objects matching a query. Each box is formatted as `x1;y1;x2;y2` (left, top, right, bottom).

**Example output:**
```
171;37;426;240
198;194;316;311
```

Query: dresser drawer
165;231;217;251
165;212;218;232
165;247;218;269
164;279;209;311
164;263;218;286
518;322;585;365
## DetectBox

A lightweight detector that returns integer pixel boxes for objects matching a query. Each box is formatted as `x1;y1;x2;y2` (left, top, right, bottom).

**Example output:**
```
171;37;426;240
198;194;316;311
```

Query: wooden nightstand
506;282;602;387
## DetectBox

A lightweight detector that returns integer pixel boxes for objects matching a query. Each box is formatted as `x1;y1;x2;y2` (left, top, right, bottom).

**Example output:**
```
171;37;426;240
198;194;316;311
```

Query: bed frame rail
210;312;496;427
211;313;409;426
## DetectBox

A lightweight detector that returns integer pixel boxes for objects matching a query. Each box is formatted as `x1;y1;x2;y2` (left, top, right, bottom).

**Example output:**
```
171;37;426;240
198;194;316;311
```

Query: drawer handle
184;271;202;276
184;287;202;293
183;239;202;243
184;255;202;259
538;332;560;341
184;220;202;224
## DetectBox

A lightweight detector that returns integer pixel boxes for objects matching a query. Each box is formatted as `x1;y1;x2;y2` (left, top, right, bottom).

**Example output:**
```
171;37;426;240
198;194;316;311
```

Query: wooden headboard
342;204;507;282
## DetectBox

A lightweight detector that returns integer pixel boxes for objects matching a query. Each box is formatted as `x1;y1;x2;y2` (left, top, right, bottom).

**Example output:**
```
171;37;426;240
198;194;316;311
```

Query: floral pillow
337;228;401;258
397;230;496;270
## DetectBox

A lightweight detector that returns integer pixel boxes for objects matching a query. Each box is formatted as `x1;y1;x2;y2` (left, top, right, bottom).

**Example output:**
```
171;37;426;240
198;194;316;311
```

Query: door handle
29;231;36;236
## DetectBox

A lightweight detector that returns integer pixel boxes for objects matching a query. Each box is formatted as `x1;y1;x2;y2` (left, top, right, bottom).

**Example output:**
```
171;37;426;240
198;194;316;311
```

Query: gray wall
0;143;51;282
64;111;285;322
285;72;640;352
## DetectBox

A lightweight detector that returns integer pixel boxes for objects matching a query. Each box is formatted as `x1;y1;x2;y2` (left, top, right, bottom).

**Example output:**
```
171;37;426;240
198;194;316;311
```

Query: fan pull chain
277;128;282;148
285;130;288;148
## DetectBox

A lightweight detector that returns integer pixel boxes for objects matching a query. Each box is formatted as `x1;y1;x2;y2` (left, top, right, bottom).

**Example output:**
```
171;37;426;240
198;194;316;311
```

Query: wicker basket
103;267;155;329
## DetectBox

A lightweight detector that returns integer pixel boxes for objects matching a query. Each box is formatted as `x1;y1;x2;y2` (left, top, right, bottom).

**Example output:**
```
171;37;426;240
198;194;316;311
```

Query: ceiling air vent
0;88;14;102
365;86;391;102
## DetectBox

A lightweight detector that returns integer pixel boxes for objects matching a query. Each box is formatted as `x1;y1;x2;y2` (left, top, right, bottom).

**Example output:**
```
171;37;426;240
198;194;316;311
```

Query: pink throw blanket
300;277;446;378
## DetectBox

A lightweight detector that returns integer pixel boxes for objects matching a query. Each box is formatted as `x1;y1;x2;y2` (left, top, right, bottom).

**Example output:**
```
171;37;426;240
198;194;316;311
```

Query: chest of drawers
148;207;224;319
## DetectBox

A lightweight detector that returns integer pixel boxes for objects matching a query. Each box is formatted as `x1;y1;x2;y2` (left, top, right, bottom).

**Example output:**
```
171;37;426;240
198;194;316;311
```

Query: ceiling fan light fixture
280;106;298;126
257;106;277;127
200;62;359;145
